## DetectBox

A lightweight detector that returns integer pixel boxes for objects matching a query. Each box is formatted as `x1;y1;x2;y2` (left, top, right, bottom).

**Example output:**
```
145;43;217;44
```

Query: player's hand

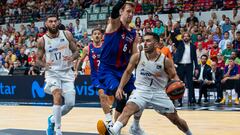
116;88;124;100
74;71;78;78
45;61;52;70
63;56;73;63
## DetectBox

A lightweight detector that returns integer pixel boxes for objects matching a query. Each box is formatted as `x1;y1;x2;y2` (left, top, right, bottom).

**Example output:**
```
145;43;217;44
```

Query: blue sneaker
46;115;55;135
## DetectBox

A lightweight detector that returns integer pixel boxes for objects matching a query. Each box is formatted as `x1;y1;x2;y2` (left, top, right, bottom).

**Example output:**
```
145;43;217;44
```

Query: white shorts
44;69;75;95
127;89;175;114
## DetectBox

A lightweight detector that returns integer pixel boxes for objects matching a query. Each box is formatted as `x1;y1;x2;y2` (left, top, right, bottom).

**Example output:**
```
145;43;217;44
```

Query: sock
112;121;123;134
185;129;192;135
53;105;62;131
132;119;140;128
105;113;112;122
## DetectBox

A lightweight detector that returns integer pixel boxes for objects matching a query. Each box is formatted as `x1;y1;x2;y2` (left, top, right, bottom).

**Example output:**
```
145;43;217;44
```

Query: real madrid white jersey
43;30;73;71
134;51;169;91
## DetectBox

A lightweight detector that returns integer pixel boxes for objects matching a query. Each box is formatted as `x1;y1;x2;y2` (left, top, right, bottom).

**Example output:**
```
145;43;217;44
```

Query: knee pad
115;98;127;113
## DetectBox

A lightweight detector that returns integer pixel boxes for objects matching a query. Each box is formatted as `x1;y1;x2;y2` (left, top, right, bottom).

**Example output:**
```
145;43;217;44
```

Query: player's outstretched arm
164;57;180;81
65;30;80;62
116;53;139;99
36;37;46;68
106;0;126;33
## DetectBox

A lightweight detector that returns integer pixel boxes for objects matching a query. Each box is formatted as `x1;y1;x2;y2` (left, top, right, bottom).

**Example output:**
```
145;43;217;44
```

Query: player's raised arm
64;30;80;62
36;37;46;68
106;0;126;33
116;53;140;99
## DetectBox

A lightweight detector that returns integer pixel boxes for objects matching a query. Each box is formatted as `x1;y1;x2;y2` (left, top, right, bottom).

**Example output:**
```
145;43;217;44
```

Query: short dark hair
92;27;103;34
144;32;160;43
236;31;240;34
46;14;58;21
201;54;208;59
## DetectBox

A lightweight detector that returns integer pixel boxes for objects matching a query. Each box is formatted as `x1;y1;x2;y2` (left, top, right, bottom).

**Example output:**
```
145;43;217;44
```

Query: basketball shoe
97;120;119;135
46;115;55;135
129;124;146;135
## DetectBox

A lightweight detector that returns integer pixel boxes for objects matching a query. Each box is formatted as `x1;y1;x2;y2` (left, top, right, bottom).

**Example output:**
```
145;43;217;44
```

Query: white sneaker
129;125;146;135
55;131;62;135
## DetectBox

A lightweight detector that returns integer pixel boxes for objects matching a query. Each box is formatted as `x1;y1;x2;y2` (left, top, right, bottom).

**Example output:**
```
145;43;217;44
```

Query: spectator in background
153;20;165;36
58;19;66;30
142;0;154;14
0;61;9;75
210;61;224;103
222;42;233;62
232;8;240;24
217;53;225;70
37;27;45;38
5;50;17;64
221;17;232;33
135;17;142;28
174;32;199;106
210;12;219;25
74;19;85;40
196;42;208;64
220;57;240;105
143;14;156;28
209;41;221;62
232;31;240;53
204;34;214;49
17;48;28;67
193;55;212;104
229;23;237;41
218;31;231;51
79;32;91;47
213;26;222;43
186;10;199;27
156;37;172;59
225;50;240;65
219;14;226;26
207;19;217;33
177;10;186;28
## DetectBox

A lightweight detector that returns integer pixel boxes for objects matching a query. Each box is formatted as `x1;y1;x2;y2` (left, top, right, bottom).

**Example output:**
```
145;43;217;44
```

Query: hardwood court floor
0;106;240;135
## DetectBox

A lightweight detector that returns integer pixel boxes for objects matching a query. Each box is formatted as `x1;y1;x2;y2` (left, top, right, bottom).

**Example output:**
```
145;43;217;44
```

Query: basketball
165;80;185;100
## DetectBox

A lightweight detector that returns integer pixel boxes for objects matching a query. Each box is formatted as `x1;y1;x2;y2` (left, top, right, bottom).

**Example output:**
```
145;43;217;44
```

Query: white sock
112;121;123;134
185;129;192;135
53;105;62;131
105;113;112;122
132;119;140;128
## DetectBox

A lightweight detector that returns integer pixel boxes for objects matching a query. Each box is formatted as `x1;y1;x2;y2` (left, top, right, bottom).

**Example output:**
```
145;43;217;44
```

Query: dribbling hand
115;88;124;100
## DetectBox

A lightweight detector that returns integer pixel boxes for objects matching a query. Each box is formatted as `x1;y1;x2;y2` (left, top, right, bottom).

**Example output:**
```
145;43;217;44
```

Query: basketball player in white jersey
104;32;193;135
36;15;80;135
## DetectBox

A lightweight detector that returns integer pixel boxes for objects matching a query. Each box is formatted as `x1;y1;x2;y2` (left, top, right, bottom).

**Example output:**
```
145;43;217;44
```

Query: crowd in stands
0;1;239;105
1;0;240;24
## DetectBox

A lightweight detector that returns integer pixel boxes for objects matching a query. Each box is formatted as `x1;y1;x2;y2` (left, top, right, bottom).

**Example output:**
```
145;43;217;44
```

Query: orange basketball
165;80;185;100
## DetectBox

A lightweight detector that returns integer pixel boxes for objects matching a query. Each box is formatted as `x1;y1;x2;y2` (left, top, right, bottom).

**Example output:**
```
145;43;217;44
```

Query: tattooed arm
64;30;80;62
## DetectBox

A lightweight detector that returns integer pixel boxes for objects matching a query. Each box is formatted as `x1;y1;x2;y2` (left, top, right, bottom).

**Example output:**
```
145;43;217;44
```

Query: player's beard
47;26;59;35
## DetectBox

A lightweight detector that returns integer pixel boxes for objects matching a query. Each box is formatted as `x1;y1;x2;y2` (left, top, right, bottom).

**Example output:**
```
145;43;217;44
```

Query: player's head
45;14;59;34
120;1;135;24
91;28;103;44
143;32;159;53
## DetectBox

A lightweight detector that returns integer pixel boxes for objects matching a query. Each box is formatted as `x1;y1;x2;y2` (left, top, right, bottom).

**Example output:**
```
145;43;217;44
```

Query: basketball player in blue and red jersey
75;28;115;124
97;0;145;135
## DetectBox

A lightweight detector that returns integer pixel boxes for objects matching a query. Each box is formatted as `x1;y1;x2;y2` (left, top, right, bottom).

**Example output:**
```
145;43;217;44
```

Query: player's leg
110;102;140;134
152;93;192;135
51;89;63;135
165;112;192;135
44;78;62;135
98;89;114;124
109;90;146;135
129;109;146;135
61;81;76;116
